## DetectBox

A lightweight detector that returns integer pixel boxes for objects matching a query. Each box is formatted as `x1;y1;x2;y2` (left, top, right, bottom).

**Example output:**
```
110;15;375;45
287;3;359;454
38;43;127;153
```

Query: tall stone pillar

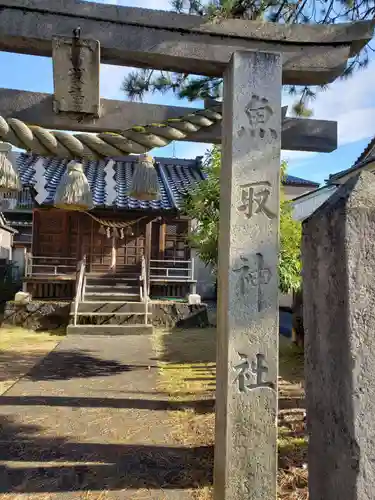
303;171;375;500
214;51;281;500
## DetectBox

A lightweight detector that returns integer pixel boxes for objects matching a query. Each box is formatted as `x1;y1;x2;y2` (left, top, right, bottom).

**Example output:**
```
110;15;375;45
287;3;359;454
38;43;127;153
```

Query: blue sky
1;0;374;186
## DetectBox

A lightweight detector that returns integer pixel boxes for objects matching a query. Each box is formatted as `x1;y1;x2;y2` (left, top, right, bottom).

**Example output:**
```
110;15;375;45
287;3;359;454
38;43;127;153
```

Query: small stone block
188;293;201;305
14;291;31;304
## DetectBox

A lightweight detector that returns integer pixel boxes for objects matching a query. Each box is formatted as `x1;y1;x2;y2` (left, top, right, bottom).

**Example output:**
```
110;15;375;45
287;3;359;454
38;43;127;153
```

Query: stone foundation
2;300;209;331
2;301;71;331
150;301;209;328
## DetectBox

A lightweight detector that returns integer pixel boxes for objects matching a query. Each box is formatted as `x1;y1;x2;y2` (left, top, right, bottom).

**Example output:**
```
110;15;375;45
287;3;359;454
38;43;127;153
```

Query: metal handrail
141;255;148;325
24;252;31;277
0;187;34;210
24;254;76;277
73;255;86;327
150;259;192;267
149;258;194;281
29;256;76;260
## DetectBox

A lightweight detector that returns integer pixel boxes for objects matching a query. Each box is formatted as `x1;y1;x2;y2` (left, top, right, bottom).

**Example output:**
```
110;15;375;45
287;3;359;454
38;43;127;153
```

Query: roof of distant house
12;153;319;211
329;136;375;182
283;174;319;187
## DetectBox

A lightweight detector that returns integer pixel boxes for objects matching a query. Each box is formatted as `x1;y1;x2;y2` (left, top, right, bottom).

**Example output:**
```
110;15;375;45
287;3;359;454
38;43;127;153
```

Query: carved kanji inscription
238;181;276;220
237;93;278;141
233;353;273;393
233;253;271;311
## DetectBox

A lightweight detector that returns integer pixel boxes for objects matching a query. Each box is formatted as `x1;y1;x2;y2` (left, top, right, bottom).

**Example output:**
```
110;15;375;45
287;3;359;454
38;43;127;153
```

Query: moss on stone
131;126;146;133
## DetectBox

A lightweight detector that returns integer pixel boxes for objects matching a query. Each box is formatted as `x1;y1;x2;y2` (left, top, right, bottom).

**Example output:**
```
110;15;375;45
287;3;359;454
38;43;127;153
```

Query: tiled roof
13;153;319;211
329;136;375;182
353;136;375;166
16;153;205;211
283;174;319;187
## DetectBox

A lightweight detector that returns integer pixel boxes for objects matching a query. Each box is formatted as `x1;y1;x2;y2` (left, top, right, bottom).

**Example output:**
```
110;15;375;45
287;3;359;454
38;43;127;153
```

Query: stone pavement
0;335;211;499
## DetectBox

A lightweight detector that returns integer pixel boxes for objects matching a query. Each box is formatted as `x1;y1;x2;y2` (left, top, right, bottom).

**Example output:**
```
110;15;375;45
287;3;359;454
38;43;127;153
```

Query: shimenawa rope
0;105;222;160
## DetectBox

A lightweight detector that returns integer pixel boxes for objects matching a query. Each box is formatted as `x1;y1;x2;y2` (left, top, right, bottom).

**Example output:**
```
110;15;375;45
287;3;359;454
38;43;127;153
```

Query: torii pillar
215;50;281;500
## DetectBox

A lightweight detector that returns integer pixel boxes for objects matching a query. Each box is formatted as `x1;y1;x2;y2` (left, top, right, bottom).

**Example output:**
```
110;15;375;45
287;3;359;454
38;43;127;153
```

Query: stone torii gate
0;1;373;499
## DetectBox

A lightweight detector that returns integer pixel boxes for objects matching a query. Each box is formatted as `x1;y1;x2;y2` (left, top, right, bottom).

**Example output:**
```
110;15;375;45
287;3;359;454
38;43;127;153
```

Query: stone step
85;277;140;286
71;311;149;316
85;285;140;294
74;301;147;313
70;313;150;325
86;274;140;282
84;293;140;302
67;324;153;335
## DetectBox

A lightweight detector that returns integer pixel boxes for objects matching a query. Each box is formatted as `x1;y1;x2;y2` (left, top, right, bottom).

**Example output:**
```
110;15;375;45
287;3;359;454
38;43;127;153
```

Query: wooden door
115;221;146;273
32;209;77;275
33;210;65;257
90;222;114;273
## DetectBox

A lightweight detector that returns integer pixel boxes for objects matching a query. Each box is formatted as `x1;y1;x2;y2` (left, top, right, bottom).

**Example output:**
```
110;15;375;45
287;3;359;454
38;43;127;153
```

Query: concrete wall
13;246;26;277
192;249;216;300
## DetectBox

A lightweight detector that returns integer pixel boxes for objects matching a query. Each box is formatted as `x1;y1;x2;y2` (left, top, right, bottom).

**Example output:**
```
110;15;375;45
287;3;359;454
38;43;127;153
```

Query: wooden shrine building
16;153;204;300
10;151;320;302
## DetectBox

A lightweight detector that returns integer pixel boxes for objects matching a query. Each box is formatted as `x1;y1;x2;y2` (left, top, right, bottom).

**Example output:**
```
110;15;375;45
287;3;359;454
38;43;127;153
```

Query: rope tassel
0;142;21;192
129;154;160;201
54;160;94;211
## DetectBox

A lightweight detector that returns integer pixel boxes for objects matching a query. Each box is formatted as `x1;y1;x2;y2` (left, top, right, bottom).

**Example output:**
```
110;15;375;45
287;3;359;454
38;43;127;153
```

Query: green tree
183;146;302;293
279;161;302;293
122;0;374;116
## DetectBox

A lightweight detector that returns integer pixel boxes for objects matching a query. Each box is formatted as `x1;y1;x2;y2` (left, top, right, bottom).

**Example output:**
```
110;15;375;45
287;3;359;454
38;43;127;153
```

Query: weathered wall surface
303;171;375;500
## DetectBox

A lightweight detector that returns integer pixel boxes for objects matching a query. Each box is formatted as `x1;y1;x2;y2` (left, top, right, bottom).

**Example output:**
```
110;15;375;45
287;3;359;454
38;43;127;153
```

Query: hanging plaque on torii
52;29;100;118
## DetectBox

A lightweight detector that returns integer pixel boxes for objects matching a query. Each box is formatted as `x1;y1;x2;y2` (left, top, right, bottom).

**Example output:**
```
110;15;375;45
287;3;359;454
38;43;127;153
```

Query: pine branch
121;0;375;112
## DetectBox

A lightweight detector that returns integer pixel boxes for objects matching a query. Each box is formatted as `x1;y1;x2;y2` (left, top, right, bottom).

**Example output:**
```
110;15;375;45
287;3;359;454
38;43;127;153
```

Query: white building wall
284;185;317;201
13;247;26;277
0;228;12;260
292;185;338;222
192;249;216;300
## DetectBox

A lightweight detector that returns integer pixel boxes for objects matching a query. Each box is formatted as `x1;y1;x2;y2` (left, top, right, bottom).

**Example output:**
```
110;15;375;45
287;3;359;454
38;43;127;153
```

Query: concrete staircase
67;273;152;335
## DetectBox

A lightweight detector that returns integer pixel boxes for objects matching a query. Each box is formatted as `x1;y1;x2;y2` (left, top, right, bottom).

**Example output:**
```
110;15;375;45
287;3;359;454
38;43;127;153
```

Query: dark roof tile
14;153;318;210
16;153;205;211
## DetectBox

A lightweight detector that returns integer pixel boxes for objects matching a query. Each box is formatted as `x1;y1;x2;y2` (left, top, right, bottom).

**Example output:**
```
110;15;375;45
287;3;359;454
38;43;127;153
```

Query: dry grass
0;326;63;395
154;328;308;500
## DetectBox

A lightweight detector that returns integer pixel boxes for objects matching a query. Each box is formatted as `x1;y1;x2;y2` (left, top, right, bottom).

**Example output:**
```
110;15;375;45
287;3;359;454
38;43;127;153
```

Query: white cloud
282;58;375;164
100;64;132;100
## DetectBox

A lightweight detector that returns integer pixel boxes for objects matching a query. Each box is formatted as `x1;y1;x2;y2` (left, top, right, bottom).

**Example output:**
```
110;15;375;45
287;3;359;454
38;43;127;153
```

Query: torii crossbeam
0;0;373;84
0;88;337;153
